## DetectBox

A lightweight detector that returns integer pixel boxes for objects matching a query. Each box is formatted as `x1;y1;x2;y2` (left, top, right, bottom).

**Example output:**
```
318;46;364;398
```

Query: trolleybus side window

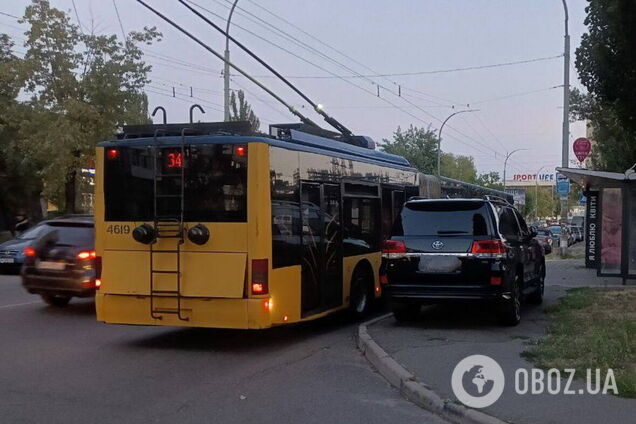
343;197;381;255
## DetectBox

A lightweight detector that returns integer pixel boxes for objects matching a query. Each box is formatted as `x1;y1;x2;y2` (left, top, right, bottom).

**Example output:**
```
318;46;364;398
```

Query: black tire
41;294;71;307
527;263;545;305
349;269;374;318
392;301;420;322
498;274;521;326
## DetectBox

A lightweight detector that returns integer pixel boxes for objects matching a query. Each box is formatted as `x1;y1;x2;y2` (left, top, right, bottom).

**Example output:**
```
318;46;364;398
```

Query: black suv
21;216;98;307
380;198;545;325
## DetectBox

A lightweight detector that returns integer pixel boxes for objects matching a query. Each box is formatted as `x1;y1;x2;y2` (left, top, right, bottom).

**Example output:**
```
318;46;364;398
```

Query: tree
573;0;636;171
229;89;260;132
16;0;160;213
0;34;42;229
440;152;477;182
381;125;438;174
475;171;503;191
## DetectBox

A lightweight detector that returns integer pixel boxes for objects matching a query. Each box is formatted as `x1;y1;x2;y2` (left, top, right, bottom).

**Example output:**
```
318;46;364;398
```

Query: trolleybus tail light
471;240;506;258
106;148;119;160
95;279;102;289
251;259;269;295
235;145;246;156
23;246;36;258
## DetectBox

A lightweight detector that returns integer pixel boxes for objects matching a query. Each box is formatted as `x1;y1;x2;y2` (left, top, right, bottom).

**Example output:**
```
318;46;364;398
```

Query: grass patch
524;287;636;397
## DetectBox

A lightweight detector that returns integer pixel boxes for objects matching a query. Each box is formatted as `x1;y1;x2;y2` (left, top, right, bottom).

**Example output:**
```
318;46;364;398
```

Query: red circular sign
573;138;591;162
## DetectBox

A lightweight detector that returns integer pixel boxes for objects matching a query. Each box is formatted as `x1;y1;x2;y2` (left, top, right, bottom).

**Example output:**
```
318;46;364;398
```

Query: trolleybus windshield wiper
136;0;319;129
178;0;353;138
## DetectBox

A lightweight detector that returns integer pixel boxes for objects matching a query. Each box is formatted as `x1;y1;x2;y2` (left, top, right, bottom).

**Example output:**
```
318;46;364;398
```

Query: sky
2;0;591;178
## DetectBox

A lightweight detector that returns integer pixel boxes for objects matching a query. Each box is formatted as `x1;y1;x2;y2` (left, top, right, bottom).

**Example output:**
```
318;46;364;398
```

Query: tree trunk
65;169;76;214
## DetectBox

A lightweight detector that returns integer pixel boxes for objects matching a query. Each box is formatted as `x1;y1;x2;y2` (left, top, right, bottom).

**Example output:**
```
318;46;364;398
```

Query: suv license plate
418;256;462;273
37;261;66;271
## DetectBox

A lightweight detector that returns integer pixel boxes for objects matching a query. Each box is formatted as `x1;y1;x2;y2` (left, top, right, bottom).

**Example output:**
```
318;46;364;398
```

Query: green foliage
521;186;557;219
440;152;477;182
14;0;160;212
573;0;636;171
229;90;260;132
475;171;503;190
0;33;42;226
381;125;438;174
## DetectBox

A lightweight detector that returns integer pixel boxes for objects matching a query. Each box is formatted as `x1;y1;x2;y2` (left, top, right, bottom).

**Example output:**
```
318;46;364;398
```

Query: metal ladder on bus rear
149;129;189;321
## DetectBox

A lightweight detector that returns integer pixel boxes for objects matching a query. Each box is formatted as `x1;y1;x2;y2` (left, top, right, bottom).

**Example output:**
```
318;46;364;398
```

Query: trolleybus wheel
349;269;373;318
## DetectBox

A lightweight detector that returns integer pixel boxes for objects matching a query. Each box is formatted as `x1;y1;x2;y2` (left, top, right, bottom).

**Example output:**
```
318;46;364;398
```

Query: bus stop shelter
557;167;636;284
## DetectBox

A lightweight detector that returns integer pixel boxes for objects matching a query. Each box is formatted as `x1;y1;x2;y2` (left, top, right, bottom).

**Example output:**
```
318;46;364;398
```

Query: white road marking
0;301;39;310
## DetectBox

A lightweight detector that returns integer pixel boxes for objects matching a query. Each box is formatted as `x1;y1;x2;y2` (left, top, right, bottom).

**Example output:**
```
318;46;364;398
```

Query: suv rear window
43;223;94;246
104;144;247;222
392;201;493;236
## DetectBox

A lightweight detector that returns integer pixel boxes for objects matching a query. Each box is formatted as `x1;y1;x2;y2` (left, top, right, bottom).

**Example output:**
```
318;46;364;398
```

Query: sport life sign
573;137;592;163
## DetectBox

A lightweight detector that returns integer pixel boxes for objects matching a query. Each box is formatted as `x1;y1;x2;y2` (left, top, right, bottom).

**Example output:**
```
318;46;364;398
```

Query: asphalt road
0;274;447;424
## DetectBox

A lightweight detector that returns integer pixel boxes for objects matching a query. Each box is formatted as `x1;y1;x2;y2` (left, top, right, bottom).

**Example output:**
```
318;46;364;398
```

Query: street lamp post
437;109;478;175
502;148;529;191
223;0;240;122
534;165;549;220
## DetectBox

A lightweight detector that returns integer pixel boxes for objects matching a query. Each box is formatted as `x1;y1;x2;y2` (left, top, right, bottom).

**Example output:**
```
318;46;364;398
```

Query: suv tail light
382;240;407;259
23;247;36;258
251;259;269;295
471;240;506;257
77;250;97;260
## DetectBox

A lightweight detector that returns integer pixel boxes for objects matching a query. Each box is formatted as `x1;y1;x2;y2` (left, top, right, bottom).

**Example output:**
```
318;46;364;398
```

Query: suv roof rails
483;195;512;205
407;196;428;201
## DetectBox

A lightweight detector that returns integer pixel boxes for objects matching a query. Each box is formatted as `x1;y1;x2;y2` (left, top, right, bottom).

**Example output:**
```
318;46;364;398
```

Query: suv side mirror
529;226;538;239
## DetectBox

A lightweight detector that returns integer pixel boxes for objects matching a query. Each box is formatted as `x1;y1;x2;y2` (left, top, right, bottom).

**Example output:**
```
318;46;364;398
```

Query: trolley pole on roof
224;0;239;122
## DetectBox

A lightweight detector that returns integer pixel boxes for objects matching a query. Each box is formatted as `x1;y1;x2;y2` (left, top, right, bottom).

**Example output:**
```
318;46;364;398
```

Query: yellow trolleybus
95;121;419;329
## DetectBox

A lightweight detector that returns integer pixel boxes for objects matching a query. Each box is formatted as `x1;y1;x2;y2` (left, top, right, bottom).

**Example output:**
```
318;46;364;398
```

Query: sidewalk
365;257;636;424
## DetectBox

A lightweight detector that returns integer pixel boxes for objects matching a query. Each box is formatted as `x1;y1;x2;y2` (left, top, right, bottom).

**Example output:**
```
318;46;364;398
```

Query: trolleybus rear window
104;144;247;222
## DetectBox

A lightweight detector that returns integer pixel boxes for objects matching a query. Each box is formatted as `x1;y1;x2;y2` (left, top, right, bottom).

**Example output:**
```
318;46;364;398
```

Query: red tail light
379;274;389;285
382;240;406;254
23;247;36;258
490;276;503;286
471;240;506;256
77;250;97;260
251;259;269;295
106;148;119;160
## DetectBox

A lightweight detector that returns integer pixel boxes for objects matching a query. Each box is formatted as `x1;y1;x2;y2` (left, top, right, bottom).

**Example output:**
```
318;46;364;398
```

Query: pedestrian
14;211;30;235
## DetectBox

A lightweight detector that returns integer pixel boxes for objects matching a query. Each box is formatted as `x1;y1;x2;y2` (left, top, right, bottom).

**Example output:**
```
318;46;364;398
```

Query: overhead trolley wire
135;0;320;129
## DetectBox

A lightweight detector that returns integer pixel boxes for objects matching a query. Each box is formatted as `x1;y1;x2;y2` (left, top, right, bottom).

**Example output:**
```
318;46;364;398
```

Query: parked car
0;223;54;274
21;216;98;307
381;198;546;326
548;225;571;246
569;226;583;242
536;228;553;254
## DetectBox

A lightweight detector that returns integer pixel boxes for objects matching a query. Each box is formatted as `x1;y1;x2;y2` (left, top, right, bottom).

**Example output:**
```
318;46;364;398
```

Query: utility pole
560;1;571;245
224;0;239;121
437;109;478;175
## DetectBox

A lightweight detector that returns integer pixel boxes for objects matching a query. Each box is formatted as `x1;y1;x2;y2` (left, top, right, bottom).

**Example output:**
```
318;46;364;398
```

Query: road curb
357;314;509;424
